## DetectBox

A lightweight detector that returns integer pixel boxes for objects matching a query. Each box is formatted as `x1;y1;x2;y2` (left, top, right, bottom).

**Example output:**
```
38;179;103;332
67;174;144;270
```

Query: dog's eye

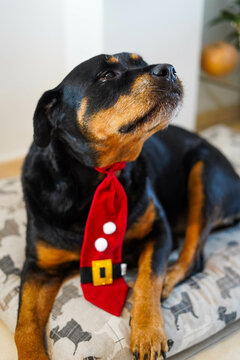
98;71;116;81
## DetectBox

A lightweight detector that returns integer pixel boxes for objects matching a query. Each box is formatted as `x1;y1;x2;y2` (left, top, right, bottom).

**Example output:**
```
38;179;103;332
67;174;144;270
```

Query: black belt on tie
80;262;124;284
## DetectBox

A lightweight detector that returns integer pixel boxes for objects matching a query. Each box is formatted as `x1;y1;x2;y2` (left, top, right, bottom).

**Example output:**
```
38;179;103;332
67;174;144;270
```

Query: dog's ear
33;89;61;147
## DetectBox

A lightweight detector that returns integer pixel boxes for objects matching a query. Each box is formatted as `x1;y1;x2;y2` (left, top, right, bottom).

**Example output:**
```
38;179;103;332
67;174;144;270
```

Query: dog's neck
48;138;133;197
48;138;101;190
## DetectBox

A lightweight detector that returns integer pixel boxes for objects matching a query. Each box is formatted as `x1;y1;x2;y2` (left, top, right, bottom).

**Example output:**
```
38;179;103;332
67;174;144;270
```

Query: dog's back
143;125;240;227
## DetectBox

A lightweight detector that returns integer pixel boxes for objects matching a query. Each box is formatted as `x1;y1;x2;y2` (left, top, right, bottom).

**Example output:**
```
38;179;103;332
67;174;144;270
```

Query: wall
62;0;103;72
103;0;204;131
0;0;204;162
0;0;66;161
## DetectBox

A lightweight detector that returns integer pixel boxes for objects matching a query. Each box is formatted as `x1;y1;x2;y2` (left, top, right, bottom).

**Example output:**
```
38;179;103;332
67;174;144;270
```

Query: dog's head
34;52;183;167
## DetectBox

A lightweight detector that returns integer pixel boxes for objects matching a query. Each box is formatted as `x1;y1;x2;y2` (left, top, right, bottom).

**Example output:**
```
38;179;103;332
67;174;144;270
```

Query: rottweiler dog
15;52;240;360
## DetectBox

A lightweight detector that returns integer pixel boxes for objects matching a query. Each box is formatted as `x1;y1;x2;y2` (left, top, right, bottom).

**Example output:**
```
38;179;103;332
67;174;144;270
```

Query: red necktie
80;162;129;316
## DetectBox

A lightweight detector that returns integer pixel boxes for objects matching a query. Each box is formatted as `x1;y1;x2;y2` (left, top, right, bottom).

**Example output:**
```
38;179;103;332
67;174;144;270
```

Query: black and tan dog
15;53;240;360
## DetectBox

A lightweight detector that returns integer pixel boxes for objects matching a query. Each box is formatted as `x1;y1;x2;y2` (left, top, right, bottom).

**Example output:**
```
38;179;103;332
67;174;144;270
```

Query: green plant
210;0;240;50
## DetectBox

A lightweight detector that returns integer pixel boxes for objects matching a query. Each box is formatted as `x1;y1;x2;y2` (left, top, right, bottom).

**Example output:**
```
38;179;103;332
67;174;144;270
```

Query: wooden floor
0;158;23;179
196;104;240;132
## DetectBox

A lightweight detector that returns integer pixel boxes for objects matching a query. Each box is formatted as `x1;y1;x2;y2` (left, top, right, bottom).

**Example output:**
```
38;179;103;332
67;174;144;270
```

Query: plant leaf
221;10;237;21
225;29;239;41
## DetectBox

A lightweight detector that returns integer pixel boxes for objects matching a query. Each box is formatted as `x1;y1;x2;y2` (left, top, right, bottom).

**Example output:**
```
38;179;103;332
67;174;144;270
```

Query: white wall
62;0;104;72
103;0;204;131
0;0;66;161
0;0;204;162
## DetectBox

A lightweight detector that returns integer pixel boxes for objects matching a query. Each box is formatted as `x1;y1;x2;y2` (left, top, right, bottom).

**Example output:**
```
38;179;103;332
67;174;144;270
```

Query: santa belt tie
80;262;127;285
80;161;129;316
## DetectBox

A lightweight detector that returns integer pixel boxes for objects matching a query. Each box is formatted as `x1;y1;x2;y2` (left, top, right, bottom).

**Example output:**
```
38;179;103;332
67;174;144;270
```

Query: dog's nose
151;64;177;82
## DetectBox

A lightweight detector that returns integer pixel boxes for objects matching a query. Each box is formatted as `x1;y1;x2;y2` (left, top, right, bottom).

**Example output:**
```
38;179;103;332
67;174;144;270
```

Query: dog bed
0;125;240;359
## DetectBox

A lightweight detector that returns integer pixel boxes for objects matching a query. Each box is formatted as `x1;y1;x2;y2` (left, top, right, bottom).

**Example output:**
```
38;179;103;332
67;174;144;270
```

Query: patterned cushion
0;125;240;359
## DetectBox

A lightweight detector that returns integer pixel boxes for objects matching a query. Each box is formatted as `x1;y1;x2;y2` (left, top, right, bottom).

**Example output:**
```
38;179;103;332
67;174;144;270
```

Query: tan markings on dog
15;273;62;360
125;200;156;241
130;53;141;60
163;160;204;298
131;241;168;358
85;73;169;166
94;134;145;166
94;114;169;166
107;56;119;63
36;241;80;270
88;74;155;140
77;97;88;128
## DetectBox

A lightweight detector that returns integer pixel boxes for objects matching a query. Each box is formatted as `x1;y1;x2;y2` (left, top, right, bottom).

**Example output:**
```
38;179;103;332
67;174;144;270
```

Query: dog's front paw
130;304;168;360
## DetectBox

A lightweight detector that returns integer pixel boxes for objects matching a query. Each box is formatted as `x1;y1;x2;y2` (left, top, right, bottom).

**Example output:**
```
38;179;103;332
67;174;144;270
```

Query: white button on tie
95;238;108;252
121;263;127;276
103;221;116;235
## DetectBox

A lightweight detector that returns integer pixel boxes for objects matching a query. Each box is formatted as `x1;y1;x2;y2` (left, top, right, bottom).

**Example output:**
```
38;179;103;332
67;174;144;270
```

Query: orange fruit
201;42;239;76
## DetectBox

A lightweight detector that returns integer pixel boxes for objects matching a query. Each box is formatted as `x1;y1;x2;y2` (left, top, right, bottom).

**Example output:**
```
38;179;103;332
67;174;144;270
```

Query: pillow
0;125;240;359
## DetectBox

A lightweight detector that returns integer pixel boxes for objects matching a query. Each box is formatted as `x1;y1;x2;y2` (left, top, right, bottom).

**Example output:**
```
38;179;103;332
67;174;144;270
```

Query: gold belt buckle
92;259;113;286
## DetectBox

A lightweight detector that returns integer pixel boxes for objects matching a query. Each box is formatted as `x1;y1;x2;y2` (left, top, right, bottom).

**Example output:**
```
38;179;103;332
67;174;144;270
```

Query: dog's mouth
119;84;183;134
118;105;158;134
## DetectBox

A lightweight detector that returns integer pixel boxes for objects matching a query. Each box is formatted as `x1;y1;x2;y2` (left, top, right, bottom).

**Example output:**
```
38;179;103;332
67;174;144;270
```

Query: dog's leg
15;237;80;359
131;213;172;360
15;260;64;360
162;160;211;298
